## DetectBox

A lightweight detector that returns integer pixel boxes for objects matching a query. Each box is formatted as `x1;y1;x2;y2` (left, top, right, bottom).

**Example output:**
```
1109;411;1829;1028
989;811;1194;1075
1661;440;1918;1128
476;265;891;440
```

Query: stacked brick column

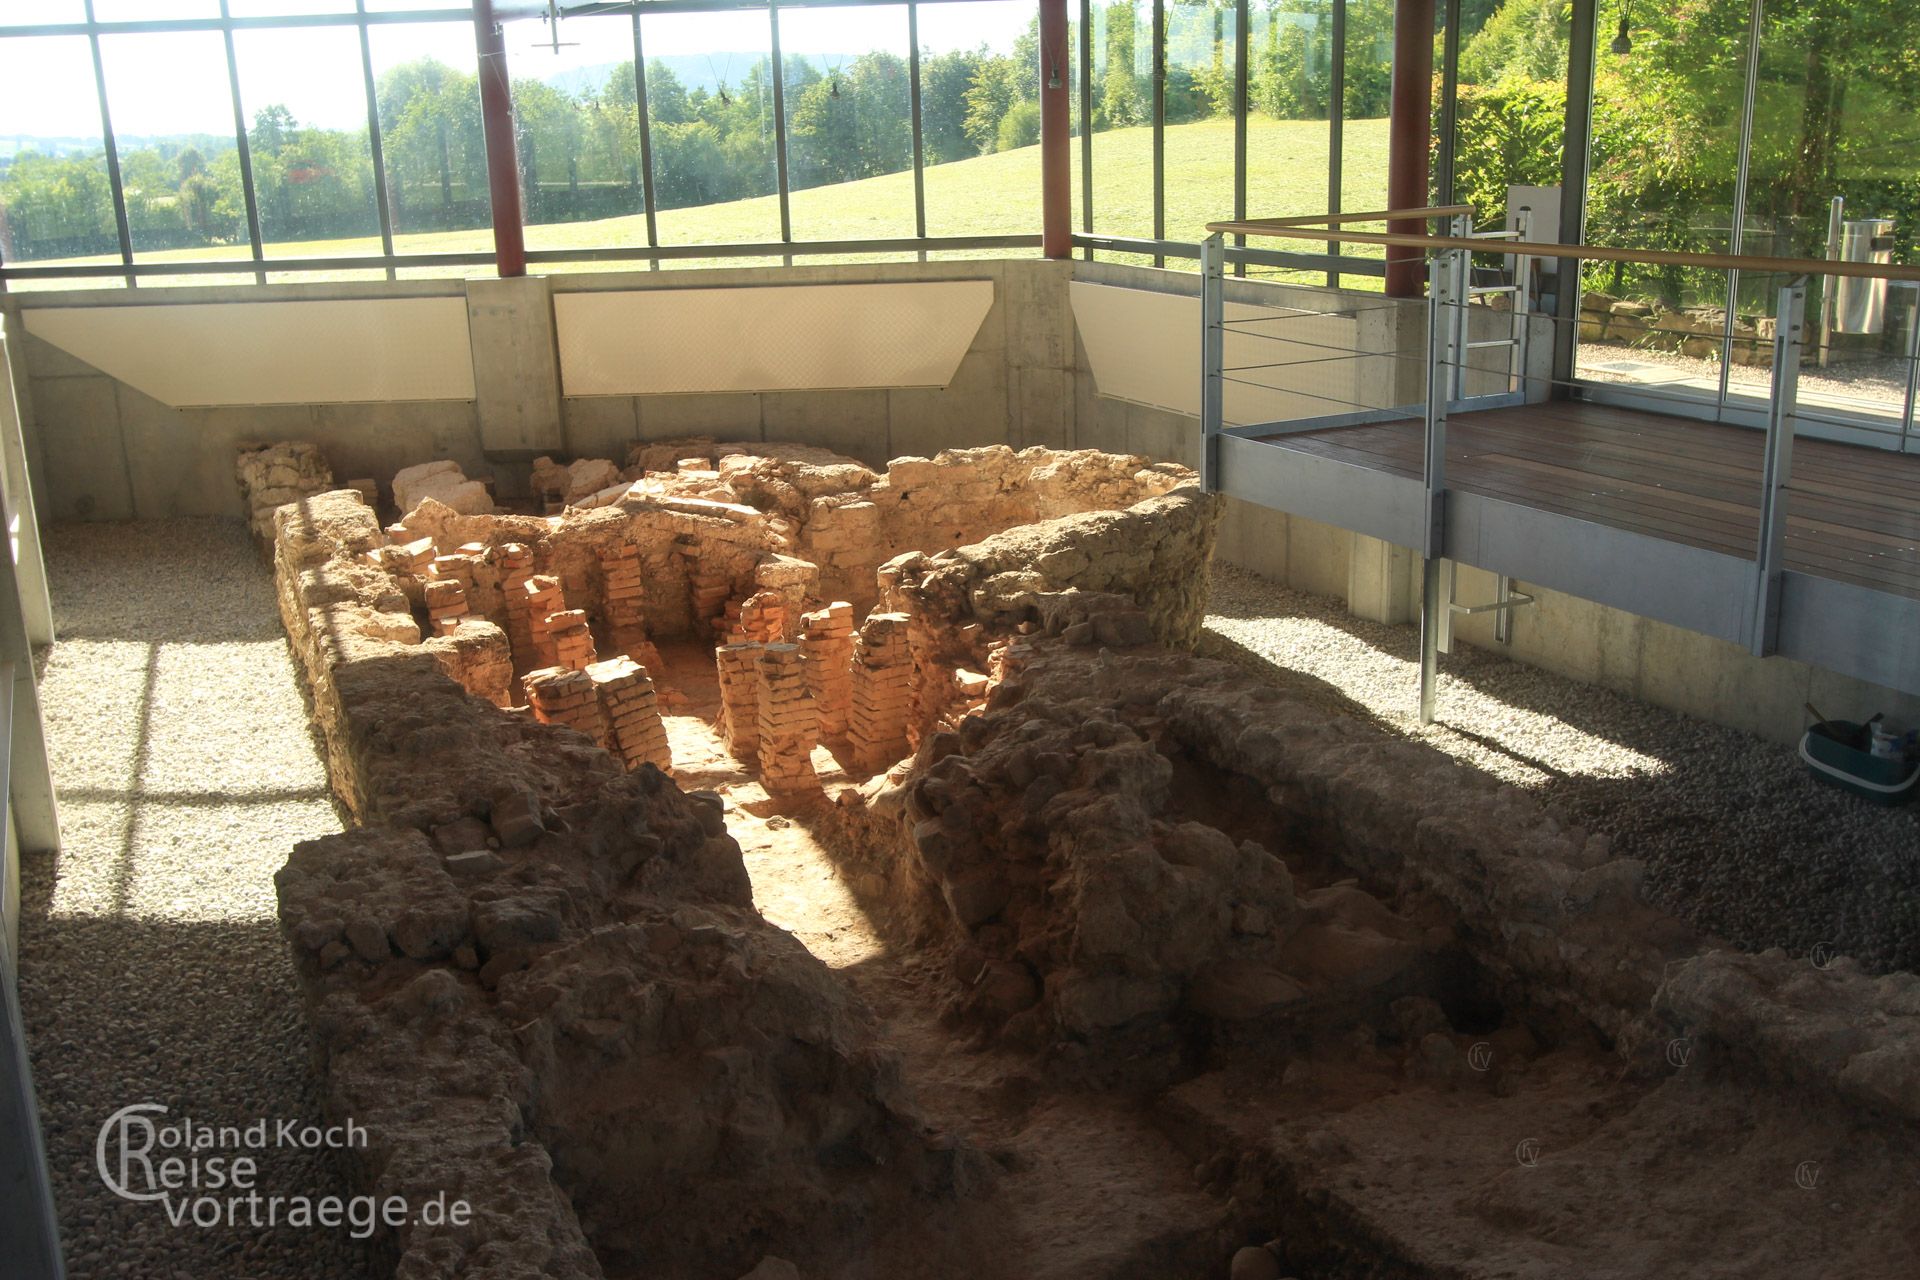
380;535;435;584
494;543;536;665
587;656;673;773
681;545;733;637
522;667;608;745
799;602;855;738
728;589;787;644
599;543;648;649
714;642;764;760
522;575;567;669
848;613;914;772
755;644;820;796
545;609;597;672
423;578;470;635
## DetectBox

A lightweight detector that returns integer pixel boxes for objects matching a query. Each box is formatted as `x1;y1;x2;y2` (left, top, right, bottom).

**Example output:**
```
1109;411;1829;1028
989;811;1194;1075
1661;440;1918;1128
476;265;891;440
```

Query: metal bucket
1833;218;1895;334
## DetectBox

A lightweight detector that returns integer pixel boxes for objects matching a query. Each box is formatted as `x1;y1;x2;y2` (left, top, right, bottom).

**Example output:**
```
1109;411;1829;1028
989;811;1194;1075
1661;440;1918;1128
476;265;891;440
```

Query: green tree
1098;2;1147;127
921;49;985;163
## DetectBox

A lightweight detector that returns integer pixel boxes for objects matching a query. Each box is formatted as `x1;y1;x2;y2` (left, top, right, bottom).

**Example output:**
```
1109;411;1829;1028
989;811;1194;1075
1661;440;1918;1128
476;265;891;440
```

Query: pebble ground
16;518;372;1280
1202;562;1920;973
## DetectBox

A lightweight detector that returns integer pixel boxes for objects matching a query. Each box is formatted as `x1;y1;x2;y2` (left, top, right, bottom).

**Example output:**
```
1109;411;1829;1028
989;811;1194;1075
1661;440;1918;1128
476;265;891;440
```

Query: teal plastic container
1799;720;1920;806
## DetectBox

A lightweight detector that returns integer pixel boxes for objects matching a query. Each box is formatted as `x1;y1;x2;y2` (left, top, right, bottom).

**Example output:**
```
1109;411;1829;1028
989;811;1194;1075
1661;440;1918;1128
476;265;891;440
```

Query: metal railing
1200;206;1920;722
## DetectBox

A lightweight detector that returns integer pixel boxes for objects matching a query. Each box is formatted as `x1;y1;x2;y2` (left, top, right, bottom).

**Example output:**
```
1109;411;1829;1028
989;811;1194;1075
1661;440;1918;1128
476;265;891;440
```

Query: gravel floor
1577;341;1913;419
1201;562;1920;974
16;518;372;1280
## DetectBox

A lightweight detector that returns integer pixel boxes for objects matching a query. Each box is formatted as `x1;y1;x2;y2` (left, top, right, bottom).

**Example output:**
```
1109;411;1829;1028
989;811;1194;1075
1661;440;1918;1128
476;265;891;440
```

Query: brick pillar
522;575;566;669
523;666;608;745
730;589;787;644
599;543;648;648
495;543;535;665
755;643;820;796
714;642;765;759
587;655;672;773
544;609;597;672
799;601;854;738
848;613;913;772
423;577;470;636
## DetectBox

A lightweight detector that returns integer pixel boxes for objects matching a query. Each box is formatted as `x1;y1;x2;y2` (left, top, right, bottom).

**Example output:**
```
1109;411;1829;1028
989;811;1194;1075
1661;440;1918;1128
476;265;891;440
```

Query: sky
0;1;1034;142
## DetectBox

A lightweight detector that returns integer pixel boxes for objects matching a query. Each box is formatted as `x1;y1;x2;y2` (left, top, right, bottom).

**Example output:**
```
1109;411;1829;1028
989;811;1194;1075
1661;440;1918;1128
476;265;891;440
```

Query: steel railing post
1750;279;1804;656
1419;252;1450;723
1200;233;1226;491
1902;285;1920;454
1512;205;1532;395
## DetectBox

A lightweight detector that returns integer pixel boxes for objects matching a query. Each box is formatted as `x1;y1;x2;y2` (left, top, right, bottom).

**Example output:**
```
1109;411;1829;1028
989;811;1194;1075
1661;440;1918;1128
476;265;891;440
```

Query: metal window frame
1150;0;1165;267
0;0;1035;287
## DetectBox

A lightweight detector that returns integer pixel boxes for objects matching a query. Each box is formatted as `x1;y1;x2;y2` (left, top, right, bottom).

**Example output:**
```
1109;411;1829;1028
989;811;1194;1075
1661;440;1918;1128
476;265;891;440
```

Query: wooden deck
1259;399;1920;602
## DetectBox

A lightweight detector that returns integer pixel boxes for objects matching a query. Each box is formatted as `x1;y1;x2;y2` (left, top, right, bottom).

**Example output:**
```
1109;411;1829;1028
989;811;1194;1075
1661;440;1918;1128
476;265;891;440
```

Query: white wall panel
555;281;994;395
22;299;475;406
1069;281;1366;425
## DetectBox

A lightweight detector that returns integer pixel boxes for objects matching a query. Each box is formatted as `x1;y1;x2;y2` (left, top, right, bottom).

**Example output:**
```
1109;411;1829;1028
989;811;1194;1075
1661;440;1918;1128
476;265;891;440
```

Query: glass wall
1732;0;1916;423
781;4;917;239
919;0;1045;239
0;35;118;275
232;25;383;259
644;8;782;249
0;0;1054;284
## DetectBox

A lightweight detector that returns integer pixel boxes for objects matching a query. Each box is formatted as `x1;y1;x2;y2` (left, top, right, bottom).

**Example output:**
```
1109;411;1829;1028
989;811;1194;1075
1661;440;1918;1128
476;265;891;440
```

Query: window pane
233;26;382;258
508;13;645;253
1246;0;1334;283
368;21;491;252
1733;0;1919;426
1335;0;1394;285
643;8;779;247
1;2;87;25
780;3;915;241
1161;0;1236;254
93;2;220;18
99;32;246;259
366;1;471;11
1450;0;1566;225
1576;0;1747;401
229;2;358;15
0;35;119;269
918;0;1042;239
1089;0;1152;246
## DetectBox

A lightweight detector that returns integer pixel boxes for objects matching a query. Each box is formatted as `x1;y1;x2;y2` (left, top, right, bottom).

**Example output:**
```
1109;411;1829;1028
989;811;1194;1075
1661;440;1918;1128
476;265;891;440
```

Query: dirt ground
634;638;1920;1280
648;639;1234;1279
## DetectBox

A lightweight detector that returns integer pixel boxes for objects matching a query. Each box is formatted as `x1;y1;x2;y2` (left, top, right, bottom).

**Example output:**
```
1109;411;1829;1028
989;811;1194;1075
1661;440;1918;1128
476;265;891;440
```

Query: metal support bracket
1749;280;1805;657
1199;232;1226;492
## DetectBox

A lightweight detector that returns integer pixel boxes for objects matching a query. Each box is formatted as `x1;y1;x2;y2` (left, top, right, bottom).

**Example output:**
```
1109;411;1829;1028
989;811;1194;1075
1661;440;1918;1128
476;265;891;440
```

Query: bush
997;100;1041;152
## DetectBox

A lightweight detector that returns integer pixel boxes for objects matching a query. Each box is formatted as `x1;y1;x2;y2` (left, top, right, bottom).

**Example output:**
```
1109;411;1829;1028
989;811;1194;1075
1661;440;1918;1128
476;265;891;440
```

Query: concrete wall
2;258;1076;519
8;255;1913;746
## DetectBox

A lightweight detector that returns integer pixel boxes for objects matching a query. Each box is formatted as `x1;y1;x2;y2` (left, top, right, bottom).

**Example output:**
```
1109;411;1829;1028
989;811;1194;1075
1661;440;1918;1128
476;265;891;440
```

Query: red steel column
474;0;527;278
1385;0;1434;297
1039;0;1071;259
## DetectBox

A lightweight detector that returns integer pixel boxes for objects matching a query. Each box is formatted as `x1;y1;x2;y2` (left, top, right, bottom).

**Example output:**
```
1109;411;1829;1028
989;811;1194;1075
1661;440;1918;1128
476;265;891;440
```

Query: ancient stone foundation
259;440;1217;1279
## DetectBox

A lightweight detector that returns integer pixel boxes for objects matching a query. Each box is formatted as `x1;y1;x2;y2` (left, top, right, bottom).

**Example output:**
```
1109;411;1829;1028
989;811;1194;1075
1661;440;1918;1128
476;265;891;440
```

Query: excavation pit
258;440;1920;1280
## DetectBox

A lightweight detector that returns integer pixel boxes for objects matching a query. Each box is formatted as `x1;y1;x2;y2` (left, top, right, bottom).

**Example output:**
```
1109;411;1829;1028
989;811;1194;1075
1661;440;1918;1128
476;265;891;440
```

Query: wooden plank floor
1258;399;1920;601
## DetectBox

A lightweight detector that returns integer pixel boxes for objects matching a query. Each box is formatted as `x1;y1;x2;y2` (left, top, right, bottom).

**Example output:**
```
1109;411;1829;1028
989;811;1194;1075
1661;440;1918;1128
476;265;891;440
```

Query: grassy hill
15;115;1390;287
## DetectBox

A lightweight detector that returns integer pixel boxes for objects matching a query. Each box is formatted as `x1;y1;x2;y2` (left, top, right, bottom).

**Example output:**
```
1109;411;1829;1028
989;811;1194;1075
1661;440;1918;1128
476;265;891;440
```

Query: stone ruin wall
827;614;1920;1126
250;441;1215;1279
246;437;1918;1280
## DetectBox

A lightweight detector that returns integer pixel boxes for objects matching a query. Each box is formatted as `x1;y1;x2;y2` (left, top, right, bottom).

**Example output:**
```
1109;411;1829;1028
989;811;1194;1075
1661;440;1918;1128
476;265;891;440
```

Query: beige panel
1069;281;1363;425
555;281;994;395
22;299;475;406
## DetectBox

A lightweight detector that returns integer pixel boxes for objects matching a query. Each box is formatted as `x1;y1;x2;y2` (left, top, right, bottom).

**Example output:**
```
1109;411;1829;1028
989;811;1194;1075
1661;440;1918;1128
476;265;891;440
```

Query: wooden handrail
1205;215;1920;283
1235;205;1474;229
